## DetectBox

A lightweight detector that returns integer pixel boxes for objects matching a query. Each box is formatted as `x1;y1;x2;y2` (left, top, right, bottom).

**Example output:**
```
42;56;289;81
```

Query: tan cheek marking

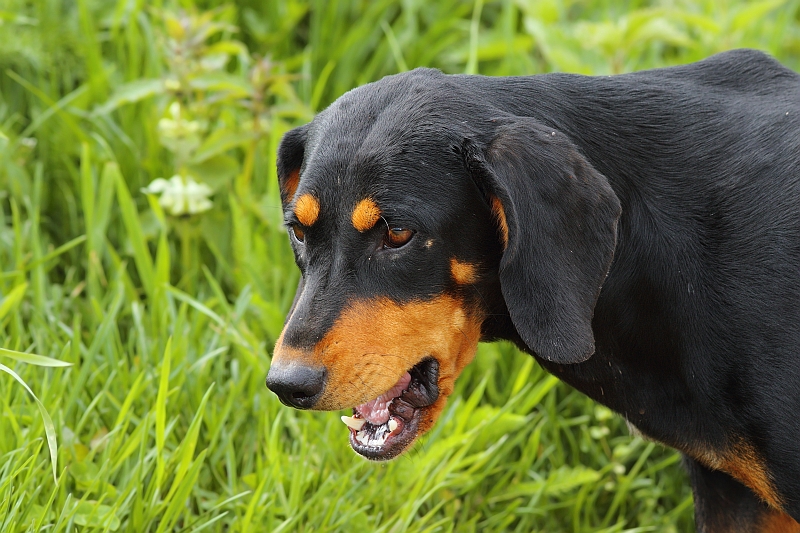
490;195;509;249
303;296;482;411
282;168;300;203
691;441;783;510
450;258;478;284
352;198;382;232
294;193;320;227
272;295;484;454
759;511;800;533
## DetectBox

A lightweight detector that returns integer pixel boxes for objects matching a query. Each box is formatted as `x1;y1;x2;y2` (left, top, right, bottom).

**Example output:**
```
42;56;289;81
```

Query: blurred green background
0;0;798;531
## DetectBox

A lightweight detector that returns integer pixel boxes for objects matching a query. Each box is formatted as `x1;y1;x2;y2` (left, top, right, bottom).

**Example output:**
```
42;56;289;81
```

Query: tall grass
0;0;798;531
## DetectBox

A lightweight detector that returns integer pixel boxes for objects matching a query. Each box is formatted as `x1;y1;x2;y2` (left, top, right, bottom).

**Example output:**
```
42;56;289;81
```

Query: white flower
157;102;203;158
158;102;201;138
142;175;213;216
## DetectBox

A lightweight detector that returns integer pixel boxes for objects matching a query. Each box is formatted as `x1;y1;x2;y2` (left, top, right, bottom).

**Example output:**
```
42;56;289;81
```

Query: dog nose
266;363;326;409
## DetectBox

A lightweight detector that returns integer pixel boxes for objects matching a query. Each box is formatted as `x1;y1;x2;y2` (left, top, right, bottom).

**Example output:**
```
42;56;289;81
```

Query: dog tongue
355;373;411;425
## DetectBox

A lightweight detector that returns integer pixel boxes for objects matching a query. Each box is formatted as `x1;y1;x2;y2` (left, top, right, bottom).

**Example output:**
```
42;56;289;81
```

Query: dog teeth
341;415;366;431
351;419;398;449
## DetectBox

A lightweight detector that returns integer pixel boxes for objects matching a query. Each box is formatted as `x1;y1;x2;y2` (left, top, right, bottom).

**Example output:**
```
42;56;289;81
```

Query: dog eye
290;224;306;243
383;227;414;248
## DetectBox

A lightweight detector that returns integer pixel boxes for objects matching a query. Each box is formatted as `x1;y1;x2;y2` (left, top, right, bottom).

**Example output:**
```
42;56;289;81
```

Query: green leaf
155;229;171;288
190;130;256;164
155;449;208;533
70;458;119;497
488;465;602;502
95;79;165;114
629;17;692;48
0;362;59;482
188;153;239;190
731;0;786;31
205;40;249;57
113;164;155;298
188;72;251;98
72;501;121;531
0;282;27;321
0;347;72;367
466;405;528;450
155;337;172;489
24;234;87;273
165;383;214;502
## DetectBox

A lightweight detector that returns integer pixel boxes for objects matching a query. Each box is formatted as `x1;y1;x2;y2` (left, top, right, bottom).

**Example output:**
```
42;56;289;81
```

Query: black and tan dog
266;49;800;532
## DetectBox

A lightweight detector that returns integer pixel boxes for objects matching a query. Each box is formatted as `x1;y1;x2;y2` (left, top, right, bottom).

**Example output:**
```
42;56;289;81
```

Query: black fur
685;456;776;532
462;120;621;364
274;49;800;530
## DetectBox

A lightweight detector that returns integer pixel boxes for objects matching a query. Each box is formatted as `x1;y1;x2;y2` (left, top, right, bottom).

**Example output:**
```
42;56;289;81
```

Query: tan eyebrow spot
294;193;320;226
490;196;509;250
450;259;478;284
352;198;382;232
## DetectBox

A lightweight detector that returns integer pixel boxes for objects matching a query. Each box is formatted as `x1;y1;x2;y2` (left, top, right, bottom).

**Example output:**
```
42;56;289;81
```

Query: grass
0;0;798;531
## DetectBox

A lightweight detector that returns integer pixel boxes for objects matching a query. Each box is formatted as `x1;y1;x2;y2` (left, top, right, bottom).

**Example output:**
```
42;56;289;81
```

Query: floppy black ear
276;124;309;205
465;118;621;364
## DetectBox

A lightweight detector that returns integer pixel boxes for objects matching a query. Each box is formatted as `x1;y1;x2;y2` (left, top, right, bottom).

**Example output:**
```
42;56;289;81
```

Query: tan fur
692;441;783;510
282;168;300;202
490;196;509;249
272;296;482;445
294;193;320;227
450;259;478;284
758;511;800;533
352;198;382;232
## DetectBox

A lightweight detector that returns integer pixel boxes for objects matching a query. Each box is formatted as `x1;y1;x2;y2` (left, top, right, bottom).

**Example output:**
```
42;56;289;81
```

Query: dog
265;49;800;532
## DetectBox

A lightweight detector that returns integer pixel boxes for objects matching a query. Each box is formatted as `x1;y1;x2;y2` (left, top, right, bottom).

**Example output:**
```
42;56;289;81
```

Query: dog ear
277;124;309;205
464;118;621;364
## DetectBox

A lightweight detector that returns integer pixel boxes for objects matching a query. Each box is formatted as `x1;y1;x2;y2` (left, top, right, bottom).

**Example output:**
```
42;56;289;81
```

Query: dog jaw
271;295;483;458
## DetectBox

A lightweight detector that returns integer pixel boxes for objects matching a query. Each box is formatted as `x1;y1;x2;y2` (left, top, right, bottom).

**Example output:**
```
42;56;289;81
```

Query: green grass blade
155;337;172;490
0;363;59;483
0;282;27;321
0;347;72;367
113;163;155;298
164;383;215;502
23;234;87;273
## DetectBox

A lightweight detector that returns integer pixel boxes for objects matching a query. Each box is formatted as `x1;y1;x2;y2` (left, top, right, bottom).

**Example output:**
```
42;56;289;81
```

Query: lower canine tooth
341;415;366;431
388;419;398;433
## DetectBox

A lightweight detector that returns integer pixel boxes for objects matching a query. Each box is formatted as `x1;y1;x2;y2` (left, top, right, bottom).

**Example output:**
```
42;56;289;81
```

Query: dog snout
266;363;327;409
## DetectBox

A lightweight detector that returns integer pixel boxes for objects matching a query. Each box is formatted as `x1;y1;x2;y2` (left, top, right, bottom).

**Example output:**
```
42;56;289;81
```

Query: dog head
266;68;621;460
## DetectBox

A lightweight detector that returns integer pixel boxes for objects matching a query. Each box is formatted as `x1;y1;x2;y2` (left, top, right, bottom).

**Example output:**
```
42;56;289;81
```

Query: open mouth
340;358;439;460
